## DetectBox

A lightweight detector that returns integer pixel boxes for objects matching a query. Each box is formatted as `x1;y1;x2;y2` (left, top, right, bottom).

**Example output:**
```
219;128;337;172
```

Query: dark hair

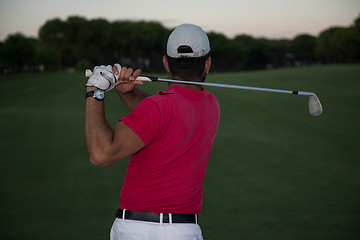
166;53;210;81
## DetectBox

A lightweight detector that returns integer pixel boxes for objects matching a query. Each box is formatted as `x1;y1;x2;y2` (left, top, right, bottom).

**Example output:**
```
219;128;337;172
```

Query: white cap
167;24;210;58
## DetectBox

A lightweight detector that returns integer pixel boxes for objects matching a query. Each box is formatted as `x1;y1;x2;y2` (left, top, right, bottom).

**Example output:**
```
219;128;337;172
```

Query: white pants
110;218;204;240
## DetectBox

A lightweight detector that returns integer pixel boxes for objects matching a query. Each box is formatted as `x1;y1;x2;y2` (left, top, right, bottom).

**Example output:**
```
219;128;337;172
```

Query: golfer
85;24;220;240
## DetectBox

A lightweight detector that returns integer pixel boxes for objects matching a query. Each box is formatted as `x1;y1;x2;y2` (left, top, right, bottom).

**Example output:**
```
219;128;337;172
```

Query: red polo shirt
119;86;220;214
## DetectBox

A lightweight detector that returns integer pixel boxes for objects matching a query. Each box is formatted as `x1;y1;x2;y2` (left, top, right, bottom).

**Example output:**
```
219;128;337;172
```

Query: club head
308;94;323;116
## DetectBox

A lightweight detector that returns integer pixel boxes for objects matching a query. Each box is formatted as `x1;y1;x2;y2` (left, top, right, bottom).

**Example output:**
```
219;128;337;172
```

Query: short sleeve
120;97;162;146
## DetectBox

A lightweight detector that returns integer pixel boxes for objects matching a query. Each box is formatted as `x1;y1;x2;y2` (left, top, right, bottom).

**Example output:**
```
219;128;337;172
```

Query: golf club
85;69;323;116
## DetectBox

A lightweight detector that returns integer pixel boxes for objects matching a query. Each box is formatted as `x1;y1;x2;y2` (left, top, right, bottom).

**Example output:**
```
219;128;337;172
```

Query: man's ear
205;56;211;74
163;56;170;73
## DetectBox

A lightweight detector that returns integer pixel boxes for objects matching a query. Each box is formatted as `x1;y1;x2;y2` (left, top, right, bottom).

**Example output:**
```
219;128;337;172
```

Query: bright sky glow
0;0;359;41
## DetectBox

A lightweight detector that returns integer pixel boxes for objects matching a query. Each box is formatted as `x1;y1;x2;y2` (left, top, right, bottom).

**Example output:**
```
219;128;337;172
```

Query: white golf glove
86;63;121;92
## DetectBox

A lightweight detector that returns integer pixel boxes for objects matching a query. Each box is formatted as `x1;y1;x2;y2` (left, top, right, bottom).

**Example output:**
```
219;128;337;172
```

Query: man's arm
85;86;145;166
85;66;147;166
114;67;152;111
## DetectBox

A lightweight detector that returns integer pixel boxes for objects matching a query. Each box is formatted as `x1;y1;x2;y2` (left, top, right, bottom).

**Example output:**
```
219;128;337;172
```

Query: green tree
1;33;37;73
267;39;291;68
317;27;358;63
38;18;67;69
234;35;271;70
207;32;244;71
291;34;317;65
109;20;169;71
35;41;59;71
351;14;360;61
0;42;4;72
88;18;113;64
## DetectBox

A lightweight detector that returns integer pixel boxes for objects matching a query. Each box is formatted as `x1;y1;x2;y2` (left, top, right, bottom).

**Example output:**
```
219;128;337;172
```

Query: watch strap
85;90;95;99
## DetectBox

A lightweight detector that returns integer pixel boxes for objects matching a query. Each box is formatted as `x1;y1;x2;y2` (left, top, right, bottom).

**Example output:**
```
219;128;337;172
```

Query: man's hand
86;64;121;92
113;67;143;94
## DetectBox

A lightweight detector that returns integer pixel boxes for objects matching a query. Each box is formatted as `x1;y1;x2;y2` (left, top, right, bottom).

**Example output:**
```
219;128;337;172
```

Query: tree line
1;14;359;74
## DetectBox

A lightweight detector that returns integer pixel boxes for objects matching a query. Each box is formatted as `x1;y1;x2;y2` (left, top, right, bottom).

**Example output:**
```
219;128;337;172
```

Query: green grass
1;65;359;240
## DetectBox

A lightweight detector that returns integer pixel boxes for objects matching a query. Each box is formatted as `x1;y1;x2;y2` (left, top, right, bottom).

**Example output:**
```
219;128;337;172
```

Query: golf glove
86;63;121;92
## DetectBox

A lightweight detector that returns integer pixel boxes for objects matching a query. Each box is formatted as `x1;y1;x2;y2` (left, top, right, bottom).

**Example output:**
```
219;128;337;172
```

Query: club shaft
140;76;315;96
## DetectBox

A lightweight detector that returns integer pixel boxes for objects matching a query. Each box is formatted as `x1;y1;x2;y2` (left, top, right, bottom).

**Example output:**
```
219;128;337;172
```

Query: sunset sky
0;0;359;41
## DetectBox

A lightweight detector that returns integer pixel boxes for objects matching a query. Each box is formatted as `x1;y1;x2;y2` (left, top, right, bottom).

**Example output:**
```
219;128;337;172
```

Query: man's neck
168;82;203;91
168;75;203;91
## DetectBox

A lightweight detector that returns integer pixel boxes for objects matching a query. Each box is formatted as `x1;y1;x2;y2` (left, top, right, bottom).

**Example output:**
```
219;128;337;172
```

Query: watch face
94;89;104;99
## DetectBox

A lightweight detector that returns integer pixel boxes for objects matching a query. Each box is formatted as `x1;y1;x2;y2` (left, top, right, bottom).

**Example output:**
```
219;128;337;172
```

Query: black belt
115;209;197;224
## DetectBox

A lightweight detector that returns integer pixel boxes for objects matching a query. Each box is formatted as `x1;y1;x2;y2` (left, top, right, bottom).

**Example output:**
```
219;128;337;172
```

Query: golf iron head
308;94;323;116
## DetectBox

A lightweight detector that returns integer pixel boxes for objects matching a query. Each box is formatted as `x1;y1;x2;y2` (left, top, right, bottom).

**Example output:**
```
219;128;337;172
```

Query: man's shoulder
137;93;172;110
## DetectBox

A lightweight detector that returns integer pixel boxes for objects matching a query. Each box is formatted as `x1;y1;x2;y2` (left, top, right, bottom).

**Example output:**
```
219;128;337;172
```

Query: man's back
119;86;220;214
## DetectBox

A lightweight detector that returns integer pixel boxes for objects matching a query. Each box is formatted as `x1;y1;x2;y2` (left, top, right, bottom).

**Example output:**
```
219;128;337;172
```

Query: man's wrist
86;86;97;91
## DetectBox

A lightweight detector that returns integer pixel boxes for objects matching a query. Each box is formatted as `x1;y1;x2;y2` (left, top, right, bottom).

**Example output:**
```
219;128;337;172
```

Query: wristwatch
86;89;105;101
